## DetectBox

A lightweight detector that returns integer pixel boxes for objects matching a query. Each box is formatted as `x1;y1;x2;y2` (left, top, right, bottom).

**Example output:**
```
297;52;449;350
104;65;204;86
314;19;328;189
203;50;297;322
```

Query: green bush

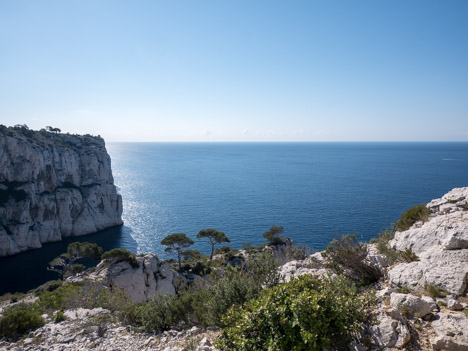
0;303;44;339
102;248;139;268
128;294;190;332
54;310;65;323
128;251;280;331
370;230;400;265
217;275;375;351
395;204;430;232
36;281;130;315
263;226;285;245
322;234;381;286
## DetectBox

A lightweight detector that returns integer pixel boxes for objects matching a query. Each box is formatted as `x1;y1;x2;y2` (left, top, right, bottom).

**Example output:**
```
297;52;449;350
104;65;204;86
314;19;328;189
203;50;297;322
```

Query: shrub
286;244;312;261
424;282;449;299
217;275;375;351
34;280;63;295
36;281;130;316
54;310;65;323
128;251;280;331
322;234;381;286
0;303;44;339
263;226;285;245
395;204;430;232
400;248;419;263
128;294;189;332
370;230;400;265
102;248;139;268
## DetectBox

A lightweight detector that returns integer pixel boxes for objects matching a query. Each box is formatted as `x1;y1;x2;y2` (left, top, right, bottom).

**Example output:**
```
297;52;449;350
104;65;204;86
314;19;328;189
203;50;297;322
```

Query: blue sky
1;0;467;141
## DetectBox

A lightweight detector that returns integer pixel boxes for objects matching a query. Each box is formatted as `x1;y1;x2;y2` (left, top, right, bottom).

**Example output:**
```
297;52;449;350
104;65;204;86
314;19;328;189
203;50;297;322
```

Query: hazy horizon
1;1;467;142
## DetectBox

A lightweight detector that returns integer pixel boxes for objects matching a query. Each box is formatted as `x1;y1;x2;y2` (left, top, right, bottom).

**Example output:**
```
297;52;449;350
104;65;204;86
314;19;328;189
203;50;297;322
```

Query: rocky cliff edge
0;126;123;256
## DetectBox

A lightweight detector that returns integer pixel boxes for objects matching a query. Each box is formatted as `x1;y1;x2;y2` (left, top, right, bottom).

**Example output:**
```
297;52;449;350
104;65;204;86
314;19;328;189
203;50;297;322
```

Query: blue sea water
1;142;468;294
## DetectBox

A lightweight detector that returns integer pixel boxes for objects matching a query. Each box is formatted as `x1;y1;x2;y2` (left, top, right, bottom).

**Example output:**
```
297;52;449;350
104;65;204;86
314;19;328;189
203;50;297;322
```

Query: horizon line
107;140;468;143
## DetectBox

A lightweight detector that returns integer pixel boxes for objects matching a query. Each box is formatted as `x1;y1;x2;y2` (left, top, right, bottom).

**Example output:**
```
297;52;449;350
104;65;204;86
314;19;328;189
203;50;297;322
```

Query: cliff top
0;124;105;151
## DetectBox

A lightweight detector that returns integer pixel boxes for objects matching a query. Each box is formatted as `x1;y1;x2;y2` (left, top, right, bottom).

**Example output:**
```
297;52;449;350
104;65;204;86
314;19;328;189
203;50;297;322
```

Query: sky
1;0;467;142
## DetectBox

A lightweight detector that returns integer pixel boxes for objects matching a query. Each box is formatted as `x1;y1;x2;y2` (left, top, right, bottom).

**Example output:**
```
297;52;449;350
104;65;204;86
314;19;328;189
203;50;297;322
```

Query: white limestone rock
388;248;468;296
279;257;328;282
389;292;436;318
391;211;468;254
369;307;411;349
431;312;468;350
0;128;123;256
389;188;468;296
94;254;176;303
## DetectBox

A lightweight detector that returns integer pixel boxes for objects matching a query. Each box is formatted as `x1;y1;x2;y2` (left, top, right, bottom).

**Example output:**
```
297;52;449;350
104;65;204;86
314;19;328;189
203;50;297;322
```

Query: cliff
0;126;123;256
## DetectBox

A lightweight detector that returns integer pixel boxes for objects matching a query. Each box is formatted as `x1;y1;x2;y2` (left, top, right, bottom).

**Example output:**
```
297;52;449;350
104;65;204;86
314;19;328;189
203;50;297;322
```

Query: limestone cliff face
0;126;123;256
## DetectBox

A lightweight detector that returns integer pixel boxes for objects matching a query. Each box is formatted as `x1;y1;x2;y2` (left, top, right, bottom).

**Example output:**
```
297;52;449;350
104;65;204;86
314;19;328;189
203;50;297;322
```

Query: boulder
388;249;468;295
369;307;411;348
389;293;436;318
431;312;468;350
447;298;464;311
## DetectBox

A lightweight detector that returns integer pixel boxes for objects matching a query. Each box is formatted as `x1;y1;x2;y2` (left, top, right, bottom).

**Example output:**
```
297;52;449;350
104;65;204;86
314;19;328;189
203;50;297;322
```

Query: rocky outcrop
369;307;411;349
389;293;437;318
91;254;176;303
0;126;123;256
389;187;468;295
431;313;468;351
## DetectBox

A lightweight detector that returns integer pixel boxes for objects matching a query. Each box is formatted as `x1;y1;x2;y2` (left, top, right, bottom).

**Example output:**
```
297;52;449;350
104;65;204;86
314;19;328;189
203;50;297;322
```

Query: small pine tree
262;225;284;245
161;233;195;270
197;229;230;261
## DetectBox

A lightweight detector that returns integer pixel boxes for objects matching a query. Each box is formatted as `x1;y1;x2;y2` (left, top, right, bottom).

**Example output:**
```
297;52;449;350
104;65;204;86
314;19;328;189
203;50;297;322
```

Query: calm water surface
1;142;467;293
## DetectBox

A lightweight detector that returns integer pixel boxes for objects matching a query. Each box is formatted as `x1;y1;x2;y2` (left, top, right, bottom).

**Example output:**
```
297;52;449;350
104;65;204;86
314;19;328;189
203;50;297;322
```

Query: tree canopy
197;228;230;261
161;233;194;270
48;242;103;280
262;225;285;245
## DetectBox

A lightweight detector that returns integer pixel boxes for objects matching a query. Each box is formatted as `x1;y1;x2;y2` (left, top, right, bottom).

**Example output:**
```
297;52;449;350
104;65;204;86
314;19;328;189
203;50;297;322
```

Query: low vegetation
400;248;419;263
322;233;381;286
0;303;45;339
395;204;430;232
101;248;139;268
370;230;400;265
128;251;279;332
424;281;449;299
217;274;376;351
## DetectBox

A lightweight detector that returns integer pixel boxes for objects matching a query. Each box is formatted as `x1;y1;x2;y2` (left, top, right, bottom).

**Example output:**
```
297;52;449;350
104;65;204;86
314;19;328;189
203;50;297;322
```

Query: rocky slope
0;126;123;256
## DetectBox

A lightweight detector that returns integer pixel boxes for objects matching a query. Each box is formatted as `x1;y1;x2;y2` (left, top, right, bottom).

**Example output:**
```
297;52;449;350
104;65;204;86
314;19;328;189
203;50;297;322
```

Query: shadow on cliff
0;225;137;295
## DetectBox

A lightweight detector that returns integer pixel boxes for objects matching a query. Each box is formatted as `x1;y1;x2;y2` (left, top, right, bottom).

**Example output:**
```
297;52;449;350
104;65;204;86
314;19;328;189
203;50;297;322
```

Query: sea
1;142;468;294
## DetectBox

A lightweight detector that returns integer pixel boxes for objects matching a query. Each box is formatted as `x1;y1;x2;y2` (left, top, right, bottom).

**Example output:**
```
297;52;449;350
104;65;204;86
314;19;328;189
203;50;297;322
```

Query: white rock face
94;254;176;303
389;292;436;318
279;256;328;282
369;307;411;349
389;188;468;295
431;312;468;350
0;128;123;256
